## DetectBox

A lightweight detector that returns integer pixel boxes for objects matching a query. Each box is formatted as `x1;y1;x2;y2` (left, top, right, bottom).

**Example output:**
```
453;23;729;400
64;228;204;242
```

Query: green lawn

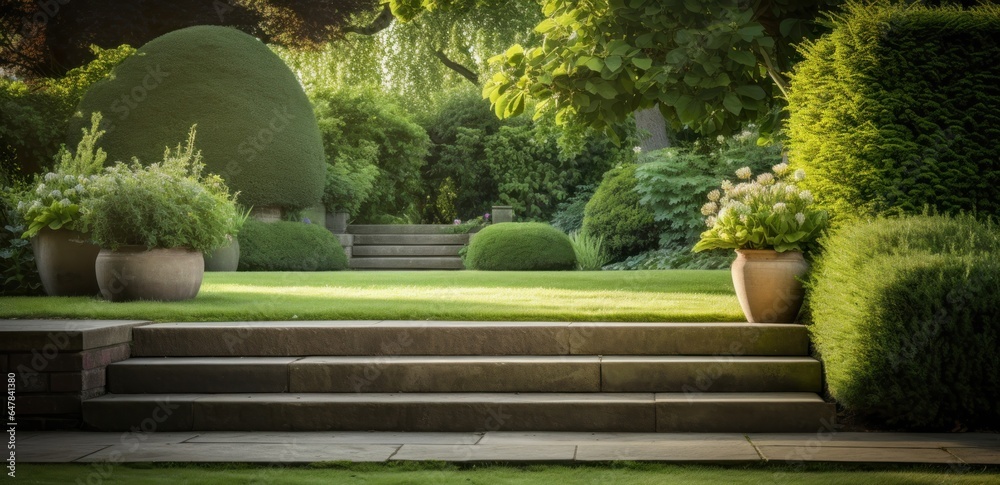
0;270;743;322
17;463;1000;485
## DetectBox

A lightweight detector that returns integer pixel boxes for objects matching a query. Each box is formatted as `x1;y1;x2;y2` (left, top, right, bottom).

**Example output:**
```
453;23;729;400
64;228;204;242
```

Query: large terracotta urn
95;246;204;302
31;228;101;296
731;249;809;323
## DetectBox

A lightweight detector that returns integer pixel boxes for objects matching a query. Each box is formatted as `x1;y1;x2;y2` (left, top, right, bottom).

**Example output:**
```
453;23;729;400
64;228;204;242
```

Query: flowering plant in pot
82;126;239;301
18;113;108;296
693;163;827;323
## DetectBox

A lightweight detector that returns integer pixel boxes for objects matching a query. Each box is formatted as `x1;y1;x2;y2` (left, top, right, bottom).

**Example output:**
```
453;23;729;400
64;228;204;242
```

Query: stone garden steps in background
347;225;471;270
83;321;835;432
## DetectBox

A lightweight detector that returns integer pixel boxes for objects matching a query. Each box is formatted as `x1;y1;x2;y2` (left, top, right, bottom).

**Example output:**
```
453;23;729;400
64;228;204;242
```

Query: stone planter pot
204;236;240;272
326;211;350;234
95;246;204;302
731;249;809;323
31;228;101;296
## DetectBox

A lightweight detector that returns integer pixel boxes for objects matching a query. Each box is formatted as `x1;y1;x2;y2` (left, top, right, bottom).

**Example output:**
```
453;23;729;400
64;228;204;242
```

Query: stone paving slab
19;431;200;447
756;445;963;464
392;444;577;462
479;431;743;444
13;431;1000;464
576;441;760;462
77;443;400;463
748;432;1000;448
946;447;1000;465
0;320;150;351
19;443;111;463
185;431;483;445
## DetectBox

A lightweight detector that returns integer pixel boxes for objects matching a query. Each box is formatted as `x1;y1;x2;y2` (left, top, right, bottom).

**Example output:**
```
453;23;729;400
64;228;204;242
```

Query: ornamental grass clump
83;126;240;253
693;164;827;253
569;231;610;270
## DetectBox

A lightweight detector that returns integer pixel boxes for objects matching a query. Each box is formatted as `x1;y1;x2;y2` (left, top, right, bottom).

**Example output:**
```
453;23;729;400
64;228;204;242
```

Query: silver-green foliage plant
83;126;240;253
568;231;609;271
694;163;827;252
19;112;107;238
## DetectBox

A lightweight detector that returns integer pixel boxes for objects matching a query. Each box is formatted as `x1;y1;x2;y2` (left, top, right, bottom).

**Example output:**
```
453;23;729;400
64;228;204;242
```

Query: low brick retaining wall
1;320;150;430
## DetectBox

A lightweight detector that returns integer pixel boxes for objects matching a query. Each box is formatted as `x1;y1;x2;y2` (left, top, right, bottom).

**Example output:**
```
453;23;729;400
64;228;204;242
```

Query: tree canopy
391;0;841;138
0;0;379;78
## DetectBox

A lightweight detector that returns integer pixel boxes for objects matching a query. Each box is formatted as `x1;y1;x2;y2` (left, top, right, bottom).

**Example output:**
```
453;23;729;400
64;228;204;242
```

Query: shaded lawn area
17;462;1000;485
0;270;744;322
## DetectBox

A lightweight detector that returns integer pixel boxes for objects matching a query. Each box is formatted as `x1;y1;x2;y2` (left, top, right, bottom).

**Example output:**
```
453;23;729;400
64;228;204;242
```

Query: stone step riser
83;393;835;433
348;225;463;235
107;357;822;394
353;234;470;246
131;323;811;357
352;246;465;257
348;257;465;270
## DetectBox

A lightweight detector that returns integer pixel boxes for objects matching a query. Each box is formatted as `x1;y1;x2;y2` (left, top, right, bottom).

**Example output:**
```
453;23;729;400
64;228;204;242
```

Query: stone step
348;225;460;235
107;356;822;394
348;257;465;270
131;322;811;357
353;234;470;246
352;245;465;257
82;392;834;432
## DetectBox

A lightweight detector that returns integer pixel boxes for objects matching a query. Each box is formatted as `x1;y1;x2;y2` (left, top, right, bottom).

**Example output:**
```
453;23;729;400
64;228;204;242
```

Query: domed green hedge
70;26;325;210
238;220;347;271
464;223;576;271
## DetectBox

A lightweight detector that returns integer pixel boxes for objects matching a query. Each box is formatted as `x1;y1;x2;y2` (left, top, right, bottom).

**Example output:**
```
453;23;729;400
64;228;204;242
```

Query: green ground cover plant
238;220;347;272
464;222;576;271
0;270;741;322
807;214;1000;429
17;462;1000;485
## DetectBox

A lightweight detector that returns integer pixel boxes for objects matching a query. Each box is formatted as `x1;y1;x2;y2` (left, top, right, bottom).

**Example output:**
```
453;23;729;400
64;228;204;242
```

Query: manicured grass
17;462;1000;484
0;270;743;322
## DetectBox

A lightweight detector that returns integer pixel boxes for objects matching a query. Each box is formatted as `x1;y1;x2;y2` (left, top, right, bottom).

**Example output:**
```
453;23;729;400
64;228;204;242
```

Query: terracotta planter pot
95;246;204;302
204;236;240;272
731;249;809;323
31;228;101;296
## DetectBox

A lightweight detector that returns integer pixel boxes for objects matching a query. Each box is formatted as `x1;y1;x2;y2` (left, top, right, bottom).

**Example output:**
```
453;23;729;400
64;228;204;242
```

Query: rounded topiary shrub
582;164;661;263
238;220;347;271
70;26;325;210
807;215;1000;429
464;222;576;271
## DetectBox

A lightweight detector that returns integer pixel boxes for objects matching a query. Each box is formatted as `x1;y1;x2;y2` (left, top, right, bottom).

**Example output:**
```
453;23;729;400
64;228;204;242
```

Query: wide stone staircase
83;321;835;432
348;225;468;270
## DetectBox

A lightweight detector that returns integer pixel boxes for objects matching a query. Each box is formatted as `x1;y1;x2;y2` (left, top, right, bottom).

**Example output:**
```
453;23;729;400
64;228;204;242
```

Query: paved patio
15;431;1000;465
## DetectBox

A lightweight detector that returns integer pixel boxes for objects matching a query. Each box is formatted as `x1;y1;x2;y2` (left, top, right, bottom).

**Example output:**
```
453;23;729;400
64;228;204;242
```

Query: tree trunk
635;105;670;154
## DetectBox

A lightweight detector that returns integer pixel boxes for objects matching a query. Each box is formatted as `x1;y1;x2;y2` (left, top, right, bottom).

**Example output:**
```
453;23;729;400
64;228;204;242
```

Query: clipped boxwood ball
465;222;576;271
238;220;347;271
71;26;325;210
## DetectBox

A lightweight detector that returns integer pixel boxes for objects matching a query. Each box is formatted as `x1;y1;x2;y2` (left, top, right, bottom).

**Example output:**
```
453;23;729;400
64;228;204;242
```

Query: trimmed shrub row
238;220;347;272
807;215;1000;429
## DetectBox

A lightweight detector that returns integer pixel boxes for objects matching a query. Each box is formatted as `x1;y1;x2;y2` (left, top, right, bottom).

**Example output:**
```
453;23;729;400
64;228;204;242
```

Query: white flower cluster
697;162;825;249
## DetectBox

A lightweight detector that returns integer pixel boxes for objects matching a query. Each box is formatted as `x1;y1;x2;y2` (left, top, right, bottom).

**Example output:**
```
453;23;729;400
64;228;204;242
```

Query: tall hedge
787;3;1000;220
71;26;325;210
807;215;1000;429
582;164;661;263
